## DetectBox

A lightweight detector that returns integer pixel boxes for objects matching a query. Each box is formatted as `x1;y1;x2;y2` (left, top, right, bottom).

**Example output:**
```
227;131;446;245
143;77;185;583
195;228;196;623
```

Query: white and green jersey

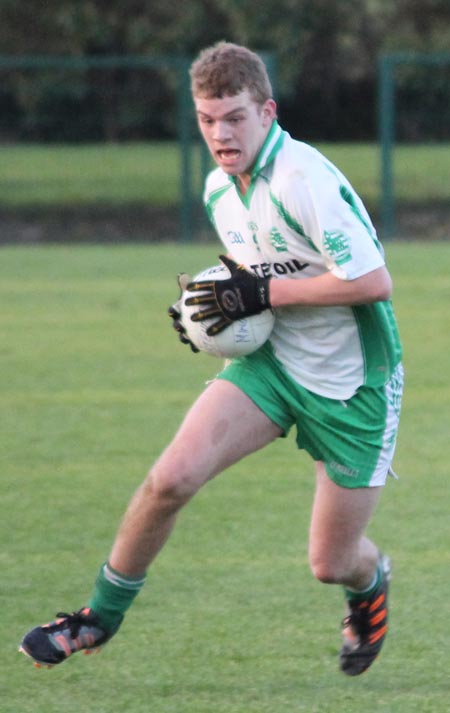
203;121;402;400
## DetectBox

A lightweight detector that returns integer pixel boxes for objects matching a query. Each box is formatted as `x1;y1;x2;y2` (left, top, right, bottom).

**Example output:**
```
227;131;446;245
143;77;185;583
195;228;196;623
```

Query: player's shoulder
204;167;233;197
277;133;334;175
272;133;342;195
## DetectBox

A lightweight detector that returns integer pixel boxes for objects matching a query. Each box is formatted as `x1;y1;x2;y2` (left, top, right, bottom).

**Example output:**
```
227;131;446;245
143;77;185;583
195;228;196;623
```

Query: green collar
251;120;284;176
230;121;285;203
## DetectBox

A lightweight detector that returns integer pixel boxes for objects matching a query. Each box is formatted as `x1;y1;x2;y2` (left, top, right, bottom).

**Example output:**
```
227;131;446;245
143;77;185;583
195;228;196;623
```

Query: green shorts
217;343;403;489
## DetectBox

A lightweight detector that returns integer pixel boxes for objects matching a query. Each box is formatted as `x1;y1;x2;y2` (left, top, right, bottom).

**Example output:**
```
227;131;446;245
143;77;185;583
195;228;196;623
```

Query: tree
1;0;450;140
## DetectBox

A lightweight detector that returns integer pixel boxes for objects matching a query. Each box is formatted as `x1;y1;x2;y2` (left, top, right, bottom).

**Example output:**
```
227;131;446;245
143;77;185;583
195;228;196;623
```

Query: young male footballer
20;42;403;676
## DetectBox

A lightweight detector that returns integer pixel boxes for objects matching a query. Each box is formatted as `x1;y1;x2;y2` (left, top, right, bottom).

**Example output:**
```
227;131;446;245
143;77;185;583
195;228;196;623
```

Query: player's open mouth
217;149;241;162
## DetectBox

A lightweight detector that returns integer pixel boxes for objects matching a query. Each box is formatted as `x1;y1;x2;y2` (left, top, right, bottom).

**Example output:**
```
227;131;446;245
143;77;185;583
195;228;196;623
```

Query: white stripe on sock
103;563;146;591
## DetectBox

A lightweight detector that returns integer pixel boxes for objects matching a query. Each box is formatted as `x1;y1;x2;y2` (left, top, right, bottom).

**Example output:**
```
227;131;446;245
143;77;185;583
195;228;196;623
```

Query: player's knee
144;464;199;511
309;554;345;585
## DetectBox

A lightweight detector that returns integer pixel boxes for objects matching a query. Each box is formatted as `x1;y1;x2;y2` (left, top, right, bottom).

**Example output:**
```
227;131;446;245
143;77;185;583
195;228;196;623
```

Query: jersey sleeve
275;153;385;280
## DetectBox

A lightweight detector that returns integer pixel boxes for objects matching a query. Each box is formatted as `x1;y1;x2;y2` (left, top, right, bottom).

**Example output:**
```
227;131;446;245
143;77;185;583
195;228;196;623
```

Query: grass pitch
1;142;450;209
1;242;450;712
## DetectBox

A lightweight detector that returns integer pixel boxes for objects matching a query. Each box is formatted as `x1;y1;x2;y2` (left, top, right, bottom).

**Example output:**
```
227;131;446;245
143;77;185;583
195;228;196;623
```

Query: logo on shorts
329;461;360;478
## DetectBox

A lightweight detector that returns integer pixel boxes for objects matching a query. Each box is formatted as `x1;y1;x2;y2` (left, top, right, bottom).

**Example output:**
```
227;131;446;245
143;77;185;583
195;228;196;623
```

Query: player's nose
212;121;231;142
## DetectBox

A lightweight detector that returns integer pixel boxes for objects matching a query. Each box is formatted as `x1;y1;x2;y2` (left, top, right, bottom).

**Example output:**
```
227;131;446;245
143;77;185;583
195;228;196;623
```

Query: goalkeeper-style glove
185;255;272;336
168;273;200;353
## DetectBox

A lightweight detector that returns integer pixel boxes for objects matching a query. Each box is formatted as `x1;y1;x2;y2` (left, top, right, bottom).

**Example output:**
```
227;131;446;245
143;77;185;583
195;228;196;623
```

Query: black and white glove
185;255;272;336
168;273;200;353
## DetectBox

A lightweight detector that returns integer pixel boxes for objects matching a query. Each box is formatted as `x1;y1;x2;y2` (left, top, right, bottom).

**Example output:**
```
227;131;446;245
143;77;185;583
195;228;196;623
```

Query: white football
180;264;275;358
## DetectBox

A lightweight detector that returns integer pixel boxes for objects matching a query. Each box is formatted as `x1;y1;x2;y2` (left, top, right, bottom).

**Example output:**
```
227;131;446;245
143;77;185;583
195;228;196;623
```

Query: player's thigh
153;378;283;493
309;461;382;568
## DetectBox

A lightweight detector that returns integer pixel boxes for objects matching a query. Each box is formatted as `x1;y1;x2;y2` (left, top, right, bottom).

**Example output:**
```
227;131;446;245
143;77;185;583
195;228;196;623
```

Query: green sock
344;562;382;603
88;561;147;632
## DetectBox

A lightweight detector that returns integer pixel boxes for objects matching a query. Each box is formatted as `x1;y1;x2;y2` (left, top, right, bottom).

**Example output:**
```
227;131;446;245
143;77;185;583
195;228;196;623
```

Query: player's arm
269;265;393;309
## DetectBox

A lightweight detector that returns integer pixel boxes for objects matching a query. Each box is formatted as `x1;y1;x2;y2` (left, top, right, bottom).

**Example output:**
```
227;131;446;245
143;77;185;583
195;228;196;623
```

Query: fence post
378;54;396;238
177;58;193;242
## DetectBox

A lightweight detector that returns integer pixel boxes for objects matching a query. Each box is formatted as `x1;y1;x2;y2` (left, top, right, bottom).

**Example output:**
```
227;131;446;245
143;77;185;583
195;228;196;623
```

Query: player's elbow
373;271;393;301
360;267;393;303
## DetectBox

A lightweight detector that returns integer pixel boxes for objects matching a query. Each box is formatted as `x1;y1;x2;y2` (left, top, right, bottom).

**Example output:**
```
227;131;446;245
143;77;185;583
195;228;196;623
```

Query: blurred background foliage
1;0;450;142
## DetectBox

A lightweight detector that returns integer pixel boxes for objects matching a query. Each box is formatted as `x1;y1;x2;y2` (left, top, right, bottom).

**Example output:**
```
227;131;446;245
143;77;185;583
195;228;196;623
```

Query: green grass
1;242;450;712
1;141;450;208
316;142;450;204
0;142;200;208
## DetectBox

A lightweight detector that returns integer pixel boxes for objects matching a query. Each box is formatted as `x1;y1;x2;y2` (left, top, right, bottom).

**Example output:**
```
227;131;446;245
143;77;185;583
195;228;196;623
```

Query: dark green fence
378;52;450;238
0;53;276;242
0;54;206;241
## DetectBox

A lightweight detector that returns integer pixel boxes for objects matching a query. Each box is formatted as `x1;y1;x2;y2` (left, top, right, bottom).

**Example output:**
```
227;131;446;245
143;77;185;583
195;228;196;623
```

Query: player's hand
168;274;200;353
185;255;271;336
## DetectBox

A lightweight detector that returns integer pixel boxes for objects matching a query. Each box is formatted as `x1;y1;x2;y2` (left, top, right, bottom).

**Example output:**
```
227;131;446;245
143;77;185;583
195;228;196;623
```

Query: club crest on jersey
323;230;352;265
269;227;288;252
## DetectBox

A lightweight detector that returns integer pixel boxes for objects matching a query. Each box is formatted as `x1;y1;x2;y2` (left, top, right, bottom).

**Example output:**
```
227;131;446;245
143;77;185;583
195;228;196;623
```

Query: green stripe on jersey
205;183;234;228
353;301;403;387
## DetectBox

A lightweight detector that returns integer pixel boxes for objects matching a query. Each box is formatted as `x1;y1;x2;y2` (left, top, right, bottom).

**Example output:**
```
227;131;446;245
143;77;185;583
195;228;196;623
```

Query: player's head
190;43;277;184
190;42;273;105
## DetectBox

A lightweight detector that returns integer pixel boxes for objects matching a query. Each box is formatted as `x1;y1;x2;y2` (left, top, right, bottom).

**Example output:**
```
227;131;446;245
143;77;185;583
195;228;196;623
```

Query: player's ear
262;99;277;122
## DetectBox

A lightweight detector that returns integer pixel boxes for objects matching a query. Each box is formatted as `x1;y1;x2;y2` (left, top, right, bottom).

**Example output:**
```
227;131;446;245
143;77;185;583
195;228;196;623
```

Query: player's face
194;90;276;193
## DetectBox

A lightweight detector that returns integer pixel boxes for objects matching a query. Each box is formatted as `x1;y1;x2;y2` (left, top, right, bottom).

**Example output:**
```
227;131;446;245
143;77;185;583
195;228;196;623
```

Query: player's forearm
269;266;393;308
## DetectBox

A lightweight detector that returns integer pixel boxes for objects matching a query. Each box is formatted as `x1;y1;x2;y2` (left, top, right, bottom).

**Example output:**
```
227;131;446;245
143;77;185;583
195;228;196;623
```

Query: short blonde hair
190;42;273;104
